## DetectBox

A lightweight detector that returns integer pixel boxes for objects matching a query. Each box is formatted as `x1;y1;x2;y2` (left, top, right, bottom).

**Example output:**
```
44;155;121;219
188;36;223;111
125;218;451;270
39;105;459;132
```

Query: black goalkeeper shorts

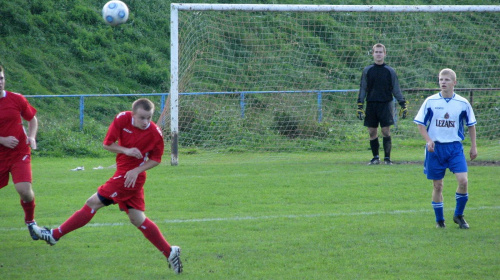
364;101;395;128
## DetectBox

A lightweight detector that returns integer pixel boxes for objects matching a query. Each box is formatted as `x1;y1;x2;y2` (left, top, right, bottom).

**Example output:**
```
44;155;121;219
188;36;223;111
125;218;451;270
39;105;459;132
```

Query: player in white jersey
414;68;477;229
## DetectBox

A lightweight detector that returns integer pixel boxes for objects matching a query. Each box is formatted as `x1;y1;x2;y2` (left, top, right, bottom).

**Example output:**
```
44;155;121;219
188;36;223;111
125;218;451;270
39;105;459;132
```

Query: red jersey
0;91;37;158
103;111;164;173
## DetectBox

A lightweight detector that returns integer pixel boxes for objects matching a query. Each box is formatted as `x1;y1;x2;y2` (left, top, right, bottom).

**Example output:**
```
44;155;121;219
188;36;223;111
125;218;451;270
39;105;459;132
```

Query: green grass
1;149;499;279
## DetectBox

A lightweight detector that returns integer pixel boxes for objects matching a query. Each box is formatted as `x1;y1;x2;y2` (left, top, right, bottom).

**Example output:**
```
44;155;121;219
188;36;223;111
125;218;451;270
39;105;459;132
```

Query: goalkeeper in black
357;43;407;165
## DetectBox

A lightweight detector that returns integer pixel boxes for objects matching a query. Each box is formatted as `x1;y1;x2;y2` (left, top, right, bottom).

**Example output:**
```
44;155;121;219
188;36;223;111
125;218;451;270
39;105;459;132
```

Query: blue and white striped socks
432;201;444;222
454;193;469;216
432;193;469;222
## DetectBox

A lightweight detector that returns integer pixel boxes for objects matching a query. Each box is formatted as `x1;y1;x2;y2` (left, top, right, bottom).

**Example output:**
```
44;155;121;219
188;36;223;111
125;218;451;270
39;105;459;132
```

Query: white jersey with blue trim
414;92;476;143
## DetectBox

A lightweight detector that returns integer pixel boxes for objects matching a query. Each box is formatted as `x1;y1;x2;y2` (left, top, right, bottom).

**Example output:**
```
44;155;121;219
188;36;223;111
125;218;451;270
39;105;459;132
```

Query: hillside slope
0;0;498;156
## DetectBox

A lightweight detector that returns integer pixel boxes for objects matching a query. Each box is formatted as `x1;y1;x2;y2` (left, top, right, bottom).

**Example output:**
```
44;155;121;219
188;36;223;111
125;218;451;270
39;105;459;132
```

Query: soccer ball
102;1;129;26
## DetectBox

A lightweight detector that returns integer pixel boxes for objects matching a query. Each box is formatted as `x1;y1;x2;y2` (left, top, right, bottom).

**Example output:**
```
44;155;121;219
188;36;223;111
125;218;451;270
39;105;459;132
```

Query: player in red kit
0;65;39;240
33;98;183;274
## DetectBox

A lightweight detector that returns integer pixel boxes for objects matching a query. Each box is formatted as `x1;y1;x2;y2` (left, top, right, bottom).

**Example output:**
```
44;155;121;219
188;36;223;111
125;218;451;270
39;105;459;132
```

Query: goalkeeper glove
399;101;408;119
357;103;365;120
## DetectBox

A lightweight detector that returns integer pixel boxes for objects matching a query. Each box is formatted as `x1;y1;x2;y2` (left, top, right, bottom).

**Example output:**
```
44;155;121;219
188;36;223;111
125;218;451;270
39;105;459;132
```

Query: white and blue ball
102;1;129;26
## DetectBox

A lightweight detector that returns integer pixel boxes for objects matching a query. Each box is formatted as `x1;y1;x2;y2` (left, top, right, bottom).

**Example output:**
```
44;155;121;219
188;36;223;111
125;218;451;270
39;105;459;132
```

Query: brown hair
132;98;154;113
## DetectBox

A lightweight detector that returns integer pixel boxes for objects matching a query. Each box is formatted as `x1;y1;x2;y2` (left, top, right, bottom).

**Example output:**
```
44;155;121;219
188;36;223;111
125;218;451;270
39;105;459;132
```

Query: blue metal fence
26;93;168;131
178;89;358;122
26;89;360;130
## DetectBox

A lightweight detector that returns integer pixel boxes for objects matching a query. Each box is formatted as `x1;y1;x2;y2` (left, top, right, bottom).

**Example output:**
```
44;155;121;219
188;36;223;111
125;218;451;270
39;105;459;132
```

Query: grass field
1;147;499;279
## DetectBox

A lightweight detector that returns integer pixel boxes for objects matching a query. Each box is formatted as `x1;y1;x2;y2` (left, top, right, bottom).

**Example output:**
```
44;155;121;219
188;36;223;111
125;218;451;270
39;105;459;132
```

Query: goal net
166;4;500;164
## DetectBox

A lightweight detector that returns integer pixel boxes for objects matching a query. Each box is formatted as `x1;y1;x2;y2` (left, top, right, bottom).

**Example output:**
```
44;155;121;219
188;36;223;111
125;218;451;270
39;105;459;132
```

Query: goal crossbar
172;4;500;13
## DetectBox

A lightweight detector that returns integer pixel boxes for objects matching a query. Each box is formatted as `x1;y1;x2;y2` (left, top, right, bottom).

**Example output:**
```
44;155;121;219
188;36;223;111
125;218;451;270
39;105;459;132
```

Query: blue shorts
423;141;468;180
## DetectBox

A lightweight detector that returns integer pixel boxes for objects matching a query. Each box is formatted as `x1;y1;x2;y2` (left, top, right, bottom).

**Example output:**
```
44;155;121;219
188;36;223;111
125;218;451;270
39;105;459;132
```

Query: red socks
138;218;171;258
53;204;96;240
47;204;170;257
20;199;36;223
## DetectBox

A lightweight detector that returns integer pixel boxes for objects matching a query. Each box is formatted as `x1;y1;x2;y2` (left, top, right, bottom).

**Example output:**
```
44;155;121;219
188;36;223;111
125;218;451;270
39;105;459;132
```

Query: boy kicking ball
33;98;183;273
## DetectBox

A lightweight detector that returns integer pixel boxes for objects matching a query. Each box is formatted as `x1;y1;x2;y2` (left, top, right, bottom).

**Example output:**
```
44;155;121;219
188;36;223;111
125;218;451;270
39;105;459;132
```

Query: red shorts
0;153;32;189
97;171;147;212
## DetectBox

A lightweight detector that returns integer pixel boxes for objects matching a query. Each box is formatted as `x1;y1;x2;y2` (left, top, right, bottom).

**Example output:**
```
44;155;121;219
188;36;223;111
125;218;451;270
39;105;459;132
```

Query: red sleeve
103;112;128;146
19;94;37;121
148;124;165;163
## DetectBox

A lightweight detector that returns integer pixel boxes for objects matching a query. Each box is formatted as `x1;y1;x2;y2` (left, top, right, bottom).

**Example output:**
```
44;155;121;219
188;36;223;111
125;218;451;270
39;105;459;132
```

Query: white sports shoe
32;225;58;246
167;246;183;274
27;221;39;240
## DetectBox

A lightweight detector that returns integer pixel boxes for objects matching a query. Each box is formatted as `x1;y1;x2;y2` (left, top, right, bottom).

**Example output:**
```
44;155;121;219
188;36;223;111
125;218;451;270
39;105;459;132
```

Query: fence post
79;96;85;131
317;91;322;123
160;94;166;113
240;92;245;118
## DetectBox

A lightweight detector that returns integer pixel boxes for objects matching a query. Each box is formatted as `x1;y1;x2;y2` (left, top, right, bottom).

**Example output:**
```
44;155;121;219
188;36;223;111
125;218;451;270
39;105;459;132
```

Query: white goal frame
169;4;500;165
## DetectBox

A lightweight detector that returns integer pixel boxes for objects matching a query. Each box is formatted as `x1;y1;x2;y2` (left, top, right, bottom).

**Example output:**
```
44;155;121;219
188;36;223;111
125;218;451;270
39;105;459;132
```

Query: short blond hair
132;98;154;113
0;66;4;74
372;43;386;54
439;68;457;81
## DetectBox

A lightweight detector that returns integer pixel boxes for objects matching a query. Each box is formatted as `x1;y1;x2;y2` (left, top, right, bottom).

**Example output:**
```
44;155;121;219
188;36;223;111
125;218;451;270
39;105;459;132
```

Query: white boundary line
1;206;498;232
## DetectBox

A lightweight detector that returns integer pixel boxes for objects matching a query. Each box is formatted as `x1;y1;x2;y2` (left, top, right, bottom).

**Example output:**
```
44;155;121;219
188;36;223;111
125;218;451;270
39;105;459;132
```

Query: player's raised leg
33;193;103;245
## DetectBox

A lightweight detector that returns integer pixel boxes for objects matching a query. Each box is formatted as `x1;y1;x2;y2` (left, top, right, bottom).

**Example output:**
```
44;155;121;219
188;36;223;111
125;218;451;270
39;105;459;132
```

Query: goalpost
167;4;500;165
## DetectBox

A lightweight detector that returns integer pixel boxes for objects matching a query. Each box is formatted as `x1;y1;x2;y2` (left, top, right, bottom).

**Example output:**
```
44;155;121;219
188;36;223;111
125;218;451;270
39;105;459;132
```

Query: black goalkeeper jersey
357;63;405;104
